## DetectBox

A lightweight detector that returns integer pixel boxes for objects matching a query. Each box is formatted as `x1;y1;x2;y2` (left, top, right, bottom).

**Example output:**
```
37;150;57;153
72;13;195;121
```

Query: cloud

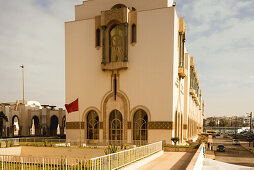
176;0;254;116
0;0;82;107
0;0;254;116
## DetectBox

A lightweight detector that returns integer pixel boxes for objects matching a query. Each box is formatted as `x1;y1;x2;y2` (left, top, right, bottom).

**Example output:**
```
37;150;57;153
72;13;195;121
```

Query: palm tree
0;111;8;138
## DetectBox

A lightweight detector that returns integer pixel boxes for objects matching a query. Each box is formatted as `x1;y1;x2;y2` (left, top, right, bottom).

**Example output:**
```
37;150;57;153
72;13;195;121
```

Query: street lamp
246;112;253;147
20;65;24;104
246;112;252;132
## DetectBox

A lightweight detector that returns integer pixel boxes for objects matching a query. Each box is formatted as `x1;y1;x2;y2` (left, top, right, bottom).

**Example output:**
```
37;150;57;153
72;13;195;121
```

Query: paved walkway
137;152;195;170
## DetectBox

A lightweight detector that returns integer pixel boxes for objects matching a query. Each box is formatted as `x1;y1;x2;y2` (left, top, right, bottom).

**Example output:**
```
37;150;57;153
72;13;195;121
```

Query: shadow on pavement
169;152;195;170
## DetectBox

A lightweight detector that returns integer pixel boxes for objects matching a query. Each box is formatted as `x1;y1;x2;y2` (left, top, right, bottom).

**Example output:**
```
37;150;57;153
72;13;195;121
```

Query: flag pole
79;96;81;147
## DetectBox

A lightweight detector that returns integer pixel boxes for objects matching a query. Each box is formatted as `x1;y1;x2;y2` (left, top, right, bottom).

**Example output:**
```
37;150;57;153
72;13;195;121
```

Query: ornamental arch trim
129;105;151;122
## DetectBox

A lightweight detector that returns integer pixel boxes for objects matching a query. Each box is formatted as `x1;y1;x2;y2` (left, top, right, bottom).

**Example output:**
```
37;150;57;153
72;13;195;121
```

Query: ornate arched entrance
102;91;129;141
109;110;123;141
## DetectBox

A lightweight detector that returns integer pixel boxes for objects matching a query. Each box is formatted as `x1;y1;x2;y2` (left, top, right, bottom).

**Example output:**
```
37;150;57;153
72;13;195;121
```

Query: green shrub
105;145;118;155
44;139;48;147
171;137;180;146
121;144;128;150
163;144;197;148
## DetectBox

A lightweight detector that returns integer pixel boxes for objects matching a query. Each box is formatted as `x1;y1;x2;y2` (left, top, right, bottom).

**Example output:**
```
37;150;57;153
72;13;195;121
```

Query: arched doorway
50;115;58;136
133;109;148;144
12;115;19;136
31;116;40;136
87;110;99;140
109;110;123;141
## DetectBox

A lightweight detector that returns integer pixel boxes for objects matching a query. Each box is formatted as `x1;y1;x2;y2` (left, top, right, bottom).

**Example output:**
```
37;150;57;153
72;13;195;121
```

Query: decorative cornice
66;121;174;130
66;122;84;129
148;121;173;130
128;122;131;129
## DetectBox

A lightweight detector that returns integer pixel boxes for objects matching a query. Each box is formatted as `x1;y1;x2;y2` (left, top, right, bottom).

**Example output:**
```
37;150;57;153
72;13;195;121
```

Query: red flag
65;98;79;113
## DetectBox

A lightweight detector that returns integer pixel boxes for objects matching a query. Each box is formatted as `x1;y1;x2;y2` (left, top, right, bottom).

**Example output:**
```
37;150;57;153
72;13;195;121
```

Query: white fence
0;141;162;170
90;141;162;170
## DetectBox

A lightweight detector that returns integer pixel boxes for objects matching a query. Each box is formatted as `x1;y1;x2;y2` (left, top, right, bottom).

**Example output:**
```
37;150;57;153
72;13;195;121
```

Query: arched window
109;24;124;62
133;109;148;141
109;110;123;140
111;4;127;9
96;28;101;47
131;24;136;43
31;116;40;136
50;115;58;136
87;110;99;140
12;115;19;136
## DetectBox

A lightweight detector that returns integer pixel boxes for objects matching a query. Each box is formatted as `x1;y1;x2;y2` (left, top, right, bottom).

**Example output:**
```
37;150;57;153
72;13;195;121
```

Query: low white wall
120;151;164;170
0;147;22;156
186;143;205;170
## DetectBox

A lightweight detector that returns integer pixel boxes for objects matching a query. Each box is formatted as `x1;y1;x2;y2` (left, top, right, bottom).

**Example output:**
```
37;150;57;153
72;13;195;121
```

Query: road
213;136;254;167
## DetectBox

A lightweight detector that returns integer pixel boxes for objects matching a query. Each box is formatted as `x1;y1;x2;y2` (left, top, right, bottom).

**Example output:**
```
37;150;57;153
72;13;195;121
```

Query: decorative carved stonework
128;122;131;129
183;124;188;129
148;122;173;130
104;9;123;25
99;122;103;129
66;122;84;129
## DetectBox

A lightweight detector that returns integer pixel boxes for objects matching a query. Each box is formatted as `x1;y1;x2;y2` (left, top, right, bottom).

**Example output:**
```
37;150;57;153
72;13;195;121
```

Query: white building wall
121;8;175;122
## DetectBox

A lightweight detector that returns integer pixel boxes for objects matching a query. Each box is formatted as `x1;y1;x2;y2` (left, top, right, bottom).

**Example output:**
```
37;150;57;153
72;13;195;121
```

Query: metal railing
0;141;162;170
0;137;152;147
90;141;162;170
0;137;66;147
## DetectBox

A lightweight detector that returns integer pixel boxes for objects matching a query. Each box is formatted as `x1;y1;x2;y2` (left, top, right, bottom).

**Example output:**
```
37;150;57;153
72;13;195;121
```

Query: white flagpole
79;96;81;147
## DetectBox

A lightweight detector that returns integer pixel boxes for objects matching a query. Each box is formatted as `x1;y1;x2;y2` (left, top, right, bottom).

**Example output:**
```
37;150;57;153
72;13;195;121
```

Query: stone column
124;23;128;62
102;26;106;64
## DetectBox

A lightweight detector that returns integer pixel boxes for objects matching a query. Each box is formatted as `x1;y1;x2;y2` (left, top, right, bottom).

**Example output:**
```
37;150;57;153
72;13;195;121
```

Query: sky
0;0;253;117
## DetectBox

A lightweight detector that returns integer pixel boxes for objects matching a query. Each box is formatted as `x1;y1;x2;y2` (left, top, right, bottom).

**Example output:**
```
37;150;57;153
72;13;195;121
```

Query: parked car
232;139;240;145
243;131;253;137
217;144;225;152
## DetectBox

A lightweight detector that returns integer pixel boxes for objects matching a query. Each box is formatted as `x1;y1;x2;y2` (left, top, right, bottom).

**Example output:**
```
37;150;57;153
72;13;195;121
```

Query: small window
132;24;136;43
96;29;100;47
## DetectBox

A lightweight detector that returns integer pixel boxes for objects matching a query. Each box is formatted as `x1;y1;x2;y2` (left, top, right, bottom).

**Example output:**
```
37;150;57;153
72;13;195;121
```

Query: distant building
0;100;65;137
65;0;205;144
205;116;252;127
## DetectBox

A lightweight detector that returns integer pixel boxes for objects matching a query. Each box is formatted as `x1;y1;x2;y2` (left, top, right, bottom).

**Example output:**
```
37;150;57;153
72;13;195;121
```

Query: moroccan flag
65;98;79;113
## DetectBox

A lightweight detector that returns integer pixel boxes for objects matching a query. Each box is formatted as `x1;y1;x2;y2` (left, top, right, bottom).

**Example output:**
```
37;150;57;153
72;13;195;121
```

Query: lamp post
20;65;24;104
246;112;252;147
247;112;252;132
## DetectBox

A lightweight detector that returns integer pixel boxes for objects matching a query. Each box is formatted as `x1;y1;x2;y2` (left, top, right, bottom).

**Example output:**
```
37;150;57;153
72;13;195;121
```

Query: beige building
65;0;204;144
0;101;65;137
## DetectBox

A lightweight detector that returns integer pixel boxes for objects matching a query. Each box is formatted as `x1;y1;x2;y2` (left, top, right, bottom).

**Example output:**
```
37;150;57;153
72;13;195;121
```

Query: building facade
0;101;65;137
65;0;204;144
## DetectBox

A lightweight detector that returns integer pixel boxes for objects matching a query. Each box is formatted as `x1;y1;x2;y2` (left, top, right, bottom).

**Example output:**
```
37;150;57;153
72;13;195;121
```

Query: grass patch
163;144;199;149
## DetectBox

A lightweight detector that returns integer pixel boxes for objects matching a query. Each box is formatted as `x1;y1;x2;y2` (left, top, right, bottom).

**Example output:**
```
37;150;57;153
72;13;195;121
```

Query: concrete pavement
137;152;195;170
